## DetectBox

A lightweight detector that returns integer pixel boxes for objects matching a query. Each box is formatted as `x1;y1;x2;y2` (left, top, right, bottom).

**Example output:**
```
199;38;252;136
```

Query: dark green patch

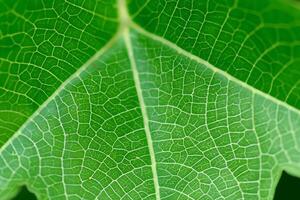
13;186;37;200
275;171;300;200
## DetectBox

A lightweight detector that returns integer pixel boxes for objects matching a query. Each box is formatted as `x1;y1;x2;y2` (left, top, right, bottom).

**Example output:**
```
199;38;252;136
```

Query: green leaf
0;0;300;199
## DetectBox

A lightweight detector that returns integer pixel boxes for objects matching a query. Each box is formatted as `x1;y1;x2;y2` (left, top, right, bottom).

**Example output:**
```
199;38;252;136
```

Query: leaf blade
1;0;300;199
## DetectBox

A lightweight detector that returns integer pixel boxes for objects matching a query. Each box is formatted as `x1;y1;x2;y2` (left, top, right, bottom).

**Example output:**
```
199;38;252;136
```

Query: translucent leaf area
0;0;300;199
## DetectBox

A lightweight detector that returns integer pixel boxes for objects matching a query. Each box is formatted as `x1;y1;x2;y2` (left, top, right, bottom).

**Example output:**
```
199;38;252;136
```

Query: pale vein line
130;22;300;115
123;27;160;200
119;1;160;198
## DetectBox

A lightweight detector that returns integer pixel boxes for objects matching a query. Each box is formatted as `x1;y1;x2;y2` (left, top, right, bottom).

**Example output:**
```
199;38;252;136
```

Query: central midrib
123;28;161;200
119;0;161;199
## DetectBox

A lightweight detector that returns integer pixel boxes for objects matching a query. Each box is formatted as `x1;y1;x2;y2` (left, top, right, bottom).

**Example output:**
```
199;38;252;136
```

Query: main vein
123;20;160;200
119;1;161;198
123;28;161;200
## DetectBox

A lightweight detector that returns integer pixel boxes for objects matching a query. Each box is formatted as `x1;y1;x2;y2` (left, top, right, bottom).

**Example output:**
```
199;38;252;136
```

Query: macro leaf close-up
1;0;300;199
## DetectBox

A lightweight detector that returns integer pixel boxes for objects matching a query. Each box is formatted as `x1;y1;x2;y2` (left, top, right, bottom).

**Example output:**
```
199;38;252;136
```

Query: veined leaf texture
0;0;300;199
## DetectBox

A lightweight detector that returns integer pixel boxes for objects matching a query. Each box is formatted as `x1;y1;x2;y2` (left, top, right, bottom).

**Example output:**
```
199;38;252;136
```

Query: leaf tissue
0;0;300;199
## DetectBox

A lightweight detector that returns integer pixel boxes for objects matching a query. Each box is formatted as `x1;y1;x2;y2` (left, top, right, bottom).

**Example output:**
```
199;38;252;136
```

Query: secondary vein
130;22;300;115
0;33;119;154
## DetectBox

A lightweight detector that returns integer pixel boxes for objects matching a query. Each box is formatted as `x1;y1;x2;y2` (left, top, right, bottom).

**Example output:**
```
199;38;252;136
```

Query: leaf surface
0;0;300;199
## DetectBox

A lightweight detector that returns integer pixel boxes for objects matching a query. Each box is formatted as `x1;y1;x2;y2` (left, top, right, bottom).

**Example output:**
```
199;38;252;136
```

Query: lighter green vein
120;0;161;199
124;28;161;200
